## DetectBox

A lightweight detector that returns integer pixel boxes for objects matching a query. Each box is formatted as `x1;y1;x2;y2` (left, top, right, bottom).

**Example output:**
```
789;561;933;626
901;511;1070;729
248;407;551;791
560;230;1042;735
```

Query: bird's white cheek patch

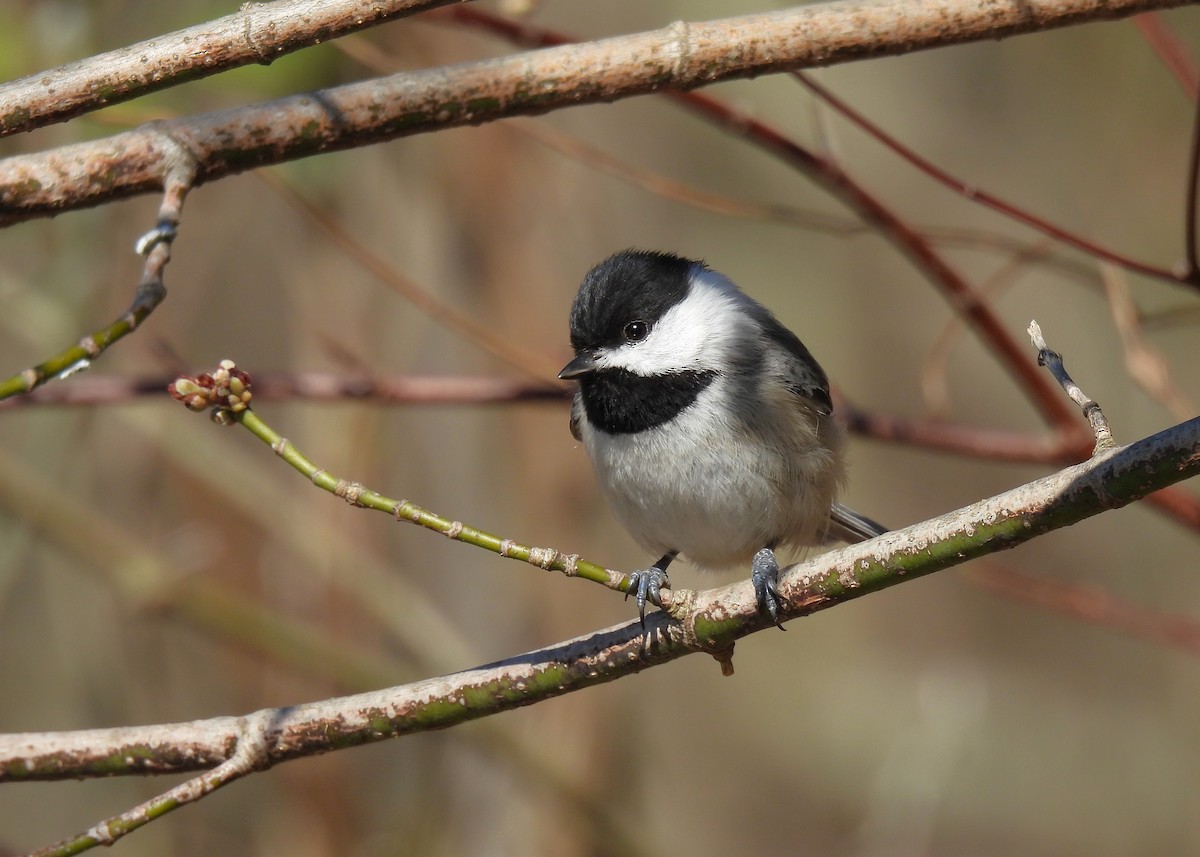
593;268;751;377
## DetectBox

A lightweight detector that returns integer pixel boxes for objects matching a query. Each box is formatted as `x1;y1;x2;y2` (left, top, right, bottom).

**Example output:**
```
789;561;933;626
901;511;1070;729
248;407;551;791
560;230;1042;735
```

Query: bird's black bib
579;368;716;435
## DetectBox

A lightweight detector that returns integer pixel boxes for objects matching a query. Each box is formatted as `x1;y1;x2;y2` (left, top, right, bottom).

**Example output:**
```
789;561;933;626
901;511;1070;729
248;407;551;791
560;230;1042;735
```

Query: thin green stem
233;408;626;593
0;277;165;401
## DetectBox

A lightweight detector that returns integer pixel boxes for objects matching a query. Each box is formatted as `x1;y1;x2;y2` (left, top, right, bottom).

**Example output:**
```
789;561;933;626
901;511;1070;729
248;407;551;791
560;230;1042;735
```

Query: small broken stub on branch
1027;319;1115;452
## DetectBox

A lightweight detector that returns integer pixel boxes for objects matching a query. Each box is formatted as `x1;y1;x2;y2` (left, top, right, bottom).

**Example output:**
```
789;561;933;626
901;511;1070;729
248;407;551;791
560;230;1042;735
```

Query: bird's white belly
582;403;837;569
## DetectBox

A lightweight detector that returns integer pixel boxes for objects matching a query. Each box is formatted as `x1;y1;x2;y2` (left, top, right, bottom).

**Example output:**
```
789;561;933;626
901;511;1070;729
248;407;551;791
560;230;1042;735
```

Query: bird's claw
751;548;786;631
625;565;670;627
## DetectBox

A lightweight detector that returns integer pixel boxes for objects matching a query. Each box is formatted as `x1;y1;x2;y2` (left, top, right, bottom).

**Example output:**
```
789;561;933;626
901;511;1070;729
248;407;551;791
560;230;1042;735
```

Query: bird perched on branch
560;249;885;627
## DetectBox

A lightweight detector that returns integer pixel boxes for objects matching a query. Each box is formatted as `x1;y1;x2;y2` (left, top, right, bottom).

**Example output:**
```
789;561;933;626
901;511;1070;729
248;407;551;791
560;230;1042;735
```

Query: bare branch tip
1027;319;1045;348
1026;321;1116;452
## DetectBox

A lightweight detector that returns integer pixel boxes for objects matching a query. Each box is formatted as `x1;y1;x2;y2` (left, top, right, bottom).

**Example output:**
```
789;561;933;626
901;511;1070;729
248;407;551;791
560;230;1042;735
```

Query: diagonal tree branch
1;0;1195;224
0;0;462;138
4;410;1199;786
1133;11;1200;98
445;7;1083;430
794;71;1194;287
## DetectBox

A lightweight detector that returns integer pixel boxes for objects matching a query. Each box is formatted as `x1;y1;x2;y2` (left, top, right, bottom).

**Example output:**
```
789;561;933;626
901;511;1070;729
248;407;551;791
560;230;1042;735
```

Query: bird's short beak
558;353;596;380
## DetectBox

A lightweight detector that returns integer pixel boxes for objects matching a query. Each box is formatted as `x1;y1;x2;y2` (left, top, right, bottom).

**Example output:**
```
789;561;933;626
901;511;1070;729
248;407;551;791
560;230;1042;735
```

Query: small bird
559;249;885;627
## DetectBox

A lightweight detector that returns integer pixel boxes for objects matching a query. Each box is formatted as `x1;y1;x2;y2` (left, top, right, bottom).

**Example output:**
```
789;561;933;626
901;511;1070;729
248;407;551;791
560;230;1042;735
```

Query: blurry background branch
0;372;566;408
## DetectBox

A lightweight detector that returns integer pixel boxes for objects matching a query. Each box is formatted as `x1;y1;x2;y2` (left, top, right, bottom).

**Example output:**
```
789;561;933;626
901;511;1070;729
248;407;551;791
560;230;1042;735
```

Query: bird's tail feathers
827;502;888;543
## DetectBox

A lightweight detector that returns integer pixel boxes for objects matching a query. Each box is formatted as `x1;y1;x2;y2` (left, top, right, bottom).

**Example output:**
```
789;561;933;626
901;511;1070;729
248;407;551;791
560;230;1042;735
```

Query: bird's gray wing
752;304;886;542
756;310;833;416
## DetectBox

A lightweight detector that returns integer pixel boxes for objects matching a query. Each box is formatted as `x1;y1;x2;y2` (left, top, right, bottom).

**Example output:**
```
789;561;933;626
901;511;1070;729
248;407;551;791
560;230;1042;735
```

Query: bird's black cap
568;250;696;352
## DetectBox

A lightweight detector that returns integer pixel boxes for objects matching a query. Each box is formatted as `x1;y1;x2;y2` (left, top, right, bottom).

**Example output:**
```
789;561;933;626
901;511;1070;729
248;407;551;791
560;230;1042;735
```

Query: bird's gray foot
626;552;676;627
751;547;786;631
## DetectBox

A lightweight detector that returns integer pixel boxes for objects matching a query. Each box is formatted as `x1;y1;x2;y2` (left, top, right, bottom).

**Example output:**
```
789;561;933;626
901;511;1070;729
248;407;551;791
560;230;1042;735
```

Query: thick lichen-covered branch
5;412;1199;785
0;0;458;138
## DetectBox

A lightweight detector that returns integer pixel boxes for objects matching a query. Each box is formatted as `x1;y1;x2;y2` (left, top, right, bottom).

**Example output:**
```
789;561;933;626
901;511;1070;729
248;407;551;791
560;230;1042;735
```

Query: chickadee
559;249;885;627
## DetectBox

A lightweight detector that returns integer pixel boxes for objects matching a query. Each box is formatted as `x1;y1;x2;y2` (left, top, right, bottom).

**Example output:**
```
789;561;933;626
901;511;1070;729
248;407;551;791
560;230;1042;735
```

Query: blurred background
2;1;1199;855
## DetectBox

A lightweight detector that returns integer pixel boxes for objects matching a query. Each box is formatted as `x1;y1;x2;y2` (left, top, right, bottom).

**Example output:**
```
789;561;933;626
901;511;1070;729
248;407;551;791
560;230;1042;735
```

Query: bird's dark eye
623;320;649;342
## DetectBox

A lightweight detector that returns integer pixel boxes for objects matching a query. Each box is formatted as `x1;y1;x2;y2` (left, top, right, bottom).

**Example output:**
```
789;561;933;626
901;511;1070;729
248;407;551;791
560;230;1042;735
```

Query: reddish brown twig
257;171;561;381
838;400;1089;464
439;6;1078;432
1132;12;1200;99
1101;264;1196;420
794;71;1193;289
971;563;1200;658
1145;486;1200;530
1185;87;1200;281
0;372;566;409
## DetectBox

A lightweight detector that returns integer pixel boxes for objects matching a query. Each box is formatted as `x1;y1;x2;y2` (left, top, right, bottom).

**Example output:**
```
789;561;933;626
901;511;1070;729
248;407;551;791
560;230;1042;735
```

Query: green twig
0;275;165;401
237;407;626;592
0;434;649;857
0;161;194;402
171;359;627;595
